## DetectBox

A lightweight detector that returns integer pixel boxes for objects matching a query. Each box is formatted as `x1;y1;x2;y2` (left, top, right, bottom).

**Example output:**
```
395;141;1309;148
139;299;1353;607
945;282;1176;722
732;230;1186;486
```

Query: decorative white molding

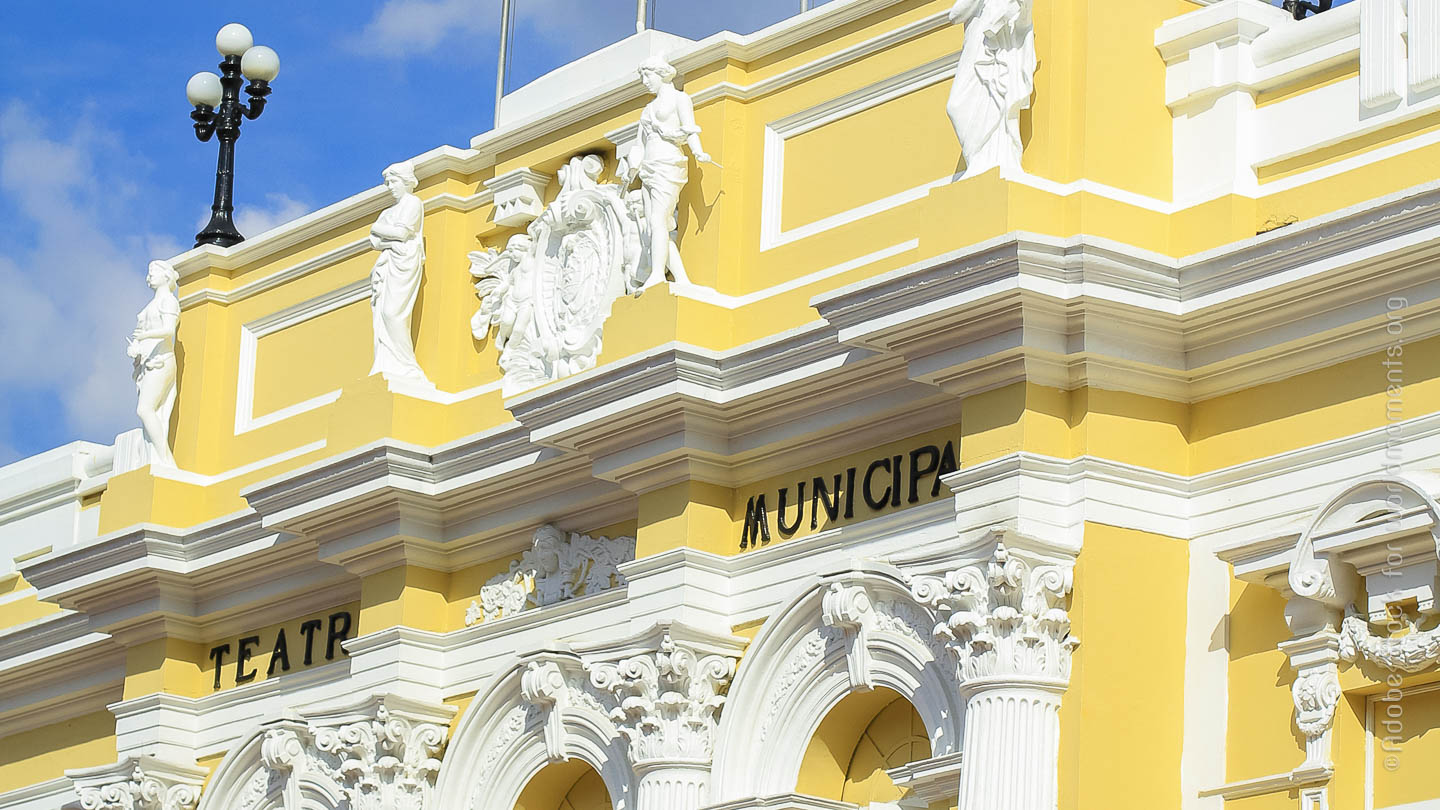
470;154;641;395
1412;0;1440;93
484;168;551;227
760;52;959;251
1341;614;1440;673
903;536;1075;810
196;694;453;810
235;280;369;435
465;524;636;626
821;582;874;692
1359;0;1406;111
886;752;964;809
68;757;207;810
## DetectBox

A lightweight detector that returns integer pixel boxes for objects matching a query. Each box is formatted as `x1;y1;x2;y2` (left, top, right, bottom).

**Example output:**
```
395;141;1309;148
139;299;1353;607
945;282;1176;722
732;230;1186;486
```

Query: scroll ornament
465;525;636;626
469;154;642;396
76;764;202;810
587;633;738;763
907;542;1077;684
311;705;447;810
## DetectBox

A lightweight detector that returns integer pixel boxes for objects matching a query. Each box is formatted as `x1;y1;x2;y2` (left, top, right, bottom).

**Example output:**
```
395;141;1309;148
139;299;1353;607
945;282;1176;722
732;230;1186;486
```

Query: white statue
368;161;429;382
620;55;713;289
127;260;180;469
471;154;641;395
946;0;1036;177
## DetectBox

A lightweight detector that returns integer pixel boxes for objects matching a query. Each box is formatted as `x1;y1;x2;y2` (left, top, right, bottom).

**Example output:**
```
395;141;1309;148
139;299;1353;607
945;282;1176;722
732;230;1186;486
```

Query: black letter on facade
863;458;891;510
844;467;857;519
777;483;806;536
890;455;903;507
934;440;958;496
209;643;231;690
741;495;771;549
811;474;842;529
267;629;291;677
908;445;941;504
300;619;322;665
326;612;353;660
235;635;260;684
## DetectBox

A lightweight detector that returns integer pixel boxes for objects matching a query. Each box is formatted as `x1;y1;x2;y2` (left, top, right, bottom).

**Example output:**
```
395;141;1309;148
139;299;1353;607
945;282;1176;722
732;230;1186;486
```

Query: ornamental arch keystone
432;655;634;810
708;564;963;802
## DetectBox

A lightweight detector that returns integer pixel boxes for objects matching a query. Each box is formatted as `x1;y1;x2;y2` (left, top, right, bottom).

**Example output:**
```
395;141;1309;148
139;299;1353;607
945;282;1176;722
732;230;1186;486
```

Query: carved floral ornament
186;696;453;810
72;758;207;810
465;524;636;626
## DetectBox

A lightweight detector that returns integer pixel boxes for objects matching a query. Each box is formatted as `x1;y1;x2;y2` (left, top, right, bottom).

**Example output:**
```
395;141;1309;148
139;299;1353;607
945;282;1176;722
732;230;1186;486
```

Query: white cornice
812;182;1440;402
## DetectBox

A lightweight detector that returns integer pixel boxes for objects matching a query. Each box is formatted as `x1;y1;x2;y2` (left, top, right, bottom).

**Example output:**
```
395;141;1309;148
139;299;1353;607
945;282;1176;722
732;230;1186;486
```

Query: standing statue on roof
368;161;431;384
620;55;714;290
127;260;181;469
946;0;1036;177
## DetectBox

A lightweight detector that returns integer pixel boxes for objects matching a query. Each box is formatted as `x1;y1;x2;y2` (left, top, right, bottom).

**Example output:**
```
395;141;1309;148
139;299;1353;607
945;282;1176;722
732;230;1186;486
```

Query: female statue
621;55;713;289
946;0;1036;177
127;260;180;468
369;161;429;382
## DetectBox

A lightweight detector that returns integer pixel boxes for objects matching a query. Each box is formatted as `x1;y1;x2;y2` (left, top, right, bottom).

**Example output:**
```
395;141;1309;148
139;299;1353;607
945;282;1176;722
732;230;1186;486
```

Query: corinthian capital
586;631;739;764
70;757;207;810
308;696;451;810
908;540;1078;687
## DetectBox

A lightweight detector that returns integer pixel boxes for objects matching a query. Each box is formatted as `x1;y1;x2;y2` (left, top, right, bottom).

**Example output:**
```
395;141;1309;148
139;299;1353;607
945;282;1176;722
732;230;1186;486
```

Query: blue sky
0;0;1342;467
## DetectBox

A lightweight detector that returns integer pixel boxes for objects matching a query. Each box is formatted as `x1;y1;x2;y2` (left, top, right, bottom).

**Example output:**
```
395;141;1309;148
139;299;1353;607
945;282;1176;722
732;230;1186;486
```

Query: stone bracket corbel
1279;632;1344;771
485;167;552;227
821;581;875;692
521;659;573;763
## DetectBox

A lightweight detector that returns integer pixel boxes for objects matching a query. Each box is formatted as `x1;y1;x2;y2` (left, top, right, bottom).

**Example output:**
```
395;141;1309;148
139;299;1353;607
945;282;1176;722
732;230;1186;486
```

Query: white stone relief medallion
465;524;637;625
470;154;641;396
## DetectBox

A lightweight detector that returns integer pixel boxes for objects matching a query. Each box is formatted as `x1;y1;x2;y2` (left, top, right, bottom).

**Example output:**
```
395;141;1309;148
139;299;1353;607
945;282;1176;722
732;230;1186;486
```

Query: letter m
742;495;771;549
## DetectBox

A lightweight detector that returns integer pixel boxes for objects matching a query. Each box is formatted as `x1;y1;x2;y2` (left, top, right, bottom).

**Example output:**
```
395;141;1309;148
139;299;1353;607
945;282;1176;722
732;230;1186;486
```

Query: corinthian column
586;630;741;810
909;541;1078;810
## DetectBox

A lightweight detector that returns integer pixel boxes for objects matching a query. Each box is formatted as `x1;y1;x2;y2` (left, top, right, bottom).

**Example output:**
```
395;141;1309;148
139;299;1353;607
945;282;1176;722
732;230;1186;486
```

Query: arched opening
513;759;611;810
795;686;932;806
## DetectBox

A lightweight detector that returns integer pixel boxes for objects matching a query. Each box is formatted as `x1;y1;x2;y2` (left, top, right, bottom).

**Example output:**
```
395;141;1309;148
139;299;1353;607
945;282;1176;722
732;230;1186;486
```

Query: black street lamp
186;24;280;248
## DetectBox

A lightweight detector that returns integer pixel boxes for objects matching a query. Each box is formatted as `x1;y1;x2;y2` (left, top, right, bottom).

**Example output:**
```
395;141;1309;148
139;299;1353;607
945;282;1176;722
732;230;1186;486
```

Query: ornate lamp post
185;23;280;248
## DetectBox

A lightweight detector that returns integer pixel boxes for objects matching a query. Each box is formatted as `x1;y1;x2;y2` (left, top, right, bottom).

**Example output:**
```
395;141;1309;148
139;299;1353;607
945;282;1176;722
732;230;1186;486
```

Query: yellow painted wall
0;574;60;631
797;687;932;806
1224;581;1298;792
0;711;116;793
514;759;611;810
1060;523;1188;810
252;300;371;417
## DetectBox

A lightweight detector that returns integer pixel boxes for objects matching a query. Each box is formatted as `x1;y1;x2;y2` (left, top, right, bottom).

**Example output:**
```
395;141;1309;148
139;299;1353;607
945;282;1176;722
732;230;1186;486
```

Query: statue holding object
946;0;1036;177
619;55;713;290
127;260;180;469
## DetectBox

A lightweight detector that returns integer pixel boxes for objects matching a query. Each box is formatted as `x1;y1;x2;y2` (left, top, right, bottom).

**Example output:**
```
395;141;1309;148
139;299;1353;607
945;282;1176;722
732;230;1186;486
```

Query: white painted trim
149;441;328;487
1365;680;1440;810
234;281;369;436
0;586;37;608
759;53;959;251
669;240;918;308
0;778;72;810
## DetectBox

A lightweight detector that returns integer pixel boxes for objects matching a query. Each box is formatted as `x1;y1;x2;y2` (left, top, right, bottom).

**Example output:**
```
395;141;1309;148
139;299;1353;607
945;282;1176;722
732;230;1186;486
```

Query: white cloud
0;102;177;457
353;0;499;56
235;193;311;239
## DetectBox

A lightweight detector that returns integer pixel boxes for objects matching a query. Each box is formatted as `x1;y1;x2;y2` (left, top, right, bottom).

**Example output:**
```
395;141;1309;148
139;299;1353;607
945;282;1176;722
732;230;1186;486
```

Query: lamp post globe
188;24;278;248
215;23;253;57
241;46;280;82
185;72;222;108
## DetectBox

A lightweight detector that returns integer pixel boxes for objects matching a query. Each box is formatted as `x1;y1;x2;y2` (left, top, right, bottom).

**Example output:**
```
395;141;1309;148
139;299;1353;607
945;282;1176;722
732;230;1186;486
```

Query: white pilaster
957;682;1065;810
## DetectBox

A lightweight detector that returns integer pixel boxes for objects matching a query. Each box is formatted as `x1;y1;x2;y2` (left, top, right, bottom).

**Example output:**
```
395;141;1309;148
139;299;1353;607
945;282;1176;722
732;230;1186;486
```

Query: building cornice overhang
16;512;355;644
504;325;958;492
813;181;1440;402
238;423;634;574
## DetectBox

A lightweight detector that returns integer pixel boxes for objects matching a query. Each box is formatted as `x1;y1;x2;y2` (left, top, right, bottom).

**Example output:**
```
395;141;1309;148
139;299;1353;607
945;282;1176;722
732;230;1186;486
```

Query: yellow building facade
2;1;1440;809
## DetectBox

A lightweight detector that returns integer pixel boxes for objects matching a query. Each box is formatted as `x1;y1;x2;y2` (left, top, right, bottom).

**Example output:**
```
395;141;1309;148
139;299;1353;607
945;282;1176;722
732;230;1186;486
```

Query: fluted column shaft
634;761;710;810
957;680;1065;810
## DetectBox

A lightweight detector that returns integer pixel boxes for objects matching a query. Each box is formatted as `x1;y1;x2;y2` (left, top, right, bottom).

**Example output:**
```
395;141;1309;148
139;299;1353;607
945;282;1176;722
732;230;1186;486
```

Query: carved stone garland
907;542;1077;810
466;524;636;626
1340;613;1440;673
